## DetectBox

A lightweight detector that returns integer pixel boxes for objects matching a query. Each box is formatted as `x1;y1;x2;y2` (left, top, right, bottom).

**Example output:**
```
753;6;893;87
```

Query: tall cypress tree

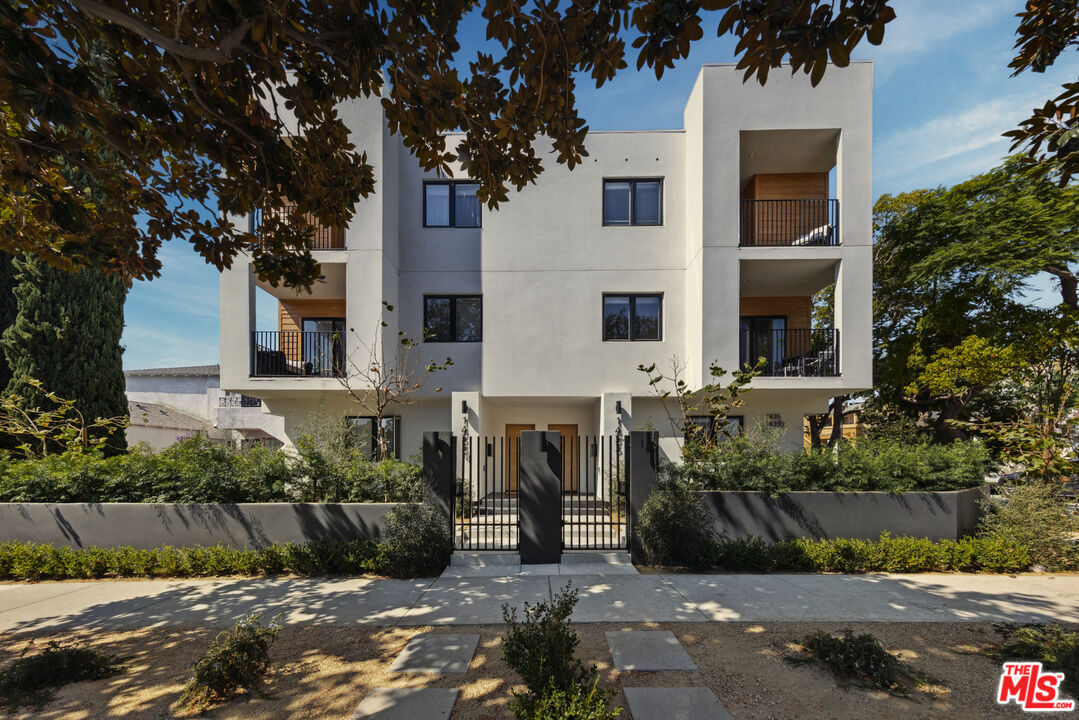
0;253;15;392
1;255;128;454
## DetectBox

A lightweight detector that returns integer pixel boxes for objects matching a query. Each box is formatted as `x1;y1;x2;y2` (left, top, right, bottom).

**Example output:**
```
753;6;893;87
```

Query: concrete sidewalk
2;568;1077;632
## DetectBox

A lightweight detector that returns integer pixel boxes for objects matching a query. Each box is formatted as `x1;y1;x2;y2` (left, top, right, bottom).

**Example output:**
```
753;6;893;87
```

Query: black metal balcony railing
740;199;839;247
740;328;840;377
250;331;345;378
219;394;262;408
252;204;345;250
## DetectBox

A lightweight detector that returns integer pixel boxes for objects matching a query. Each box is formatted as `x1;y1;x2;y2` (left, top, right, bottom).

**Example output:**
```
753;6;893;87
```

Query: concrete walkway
2;567;1077;632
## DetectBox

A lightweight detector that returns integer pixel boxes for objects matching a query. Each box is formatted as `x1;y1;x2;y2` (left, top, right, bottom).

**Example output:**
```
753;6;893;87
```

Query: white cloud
875;75;1072;189
857;0;1014;79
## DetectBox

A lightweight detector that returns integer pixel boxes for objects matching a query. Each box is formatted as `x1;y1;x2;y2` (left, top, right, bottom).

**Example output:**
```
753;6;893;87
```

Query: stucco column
452;391;481;501
598;392;631;501
219;259;255;388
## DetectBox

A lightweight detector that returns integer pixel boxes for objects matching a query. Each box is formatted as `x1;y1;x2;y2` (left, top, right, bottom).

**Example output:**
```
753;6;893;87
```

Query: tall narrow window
603;179;663;226
603;294;662;341
424;295;483;342
424;181;481;227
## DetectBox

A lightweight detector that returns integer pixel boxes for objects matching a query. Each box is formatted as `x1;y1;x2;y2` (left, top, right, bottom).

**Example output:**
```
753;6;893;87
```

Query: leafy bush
510;678;620;720
801;631;902;692
293;411;423;502
503;584;590;694
675;427;992;494
0;639;124;711
995;624;1079;698
0;431;424;504
0;539;401;581
979;481;1079;571
643;532;1032;573
381;502;452;577
179;614;281;711
637;479;715;569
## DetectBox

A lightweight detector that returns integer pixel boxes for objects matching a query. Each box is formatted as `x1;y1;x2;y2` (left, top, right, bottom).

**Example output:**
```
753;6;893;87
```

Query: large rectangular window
424;295;482;342
684;415;744;445
424;181;481;228
346;415;401;460
603;294;662;341
603;179;663;226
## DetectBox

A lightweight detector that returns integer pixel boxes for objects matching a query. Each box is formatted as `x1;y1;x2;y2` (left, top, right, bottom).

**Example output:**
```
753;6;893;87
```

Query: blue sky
120;1;1079;370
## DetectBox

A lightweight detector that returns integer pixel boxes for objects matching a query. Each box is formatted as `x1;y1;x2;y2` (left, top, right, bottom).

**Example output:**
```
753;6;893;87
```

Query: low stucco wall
0;503;406;550
698;486;988;542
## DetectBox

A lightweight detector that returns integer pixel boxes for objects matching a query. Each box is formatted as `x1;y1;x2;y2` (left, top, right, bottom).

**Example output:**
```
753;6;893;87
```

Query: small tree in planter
323;302;452;499
637;355;762;458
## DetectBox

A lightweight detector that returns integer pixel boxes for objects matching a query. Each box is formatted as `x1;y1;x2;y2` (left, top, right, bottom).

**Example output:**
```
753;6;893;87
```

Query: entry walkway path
2;562;1077;631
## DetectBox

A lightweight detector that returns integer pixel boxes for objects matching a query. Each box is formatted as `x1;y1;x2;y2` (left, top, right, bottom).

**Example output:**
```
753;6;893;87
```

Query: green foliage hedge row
674;433;992;493
704;533;1032;573
0;540;394;581
0;434;423;503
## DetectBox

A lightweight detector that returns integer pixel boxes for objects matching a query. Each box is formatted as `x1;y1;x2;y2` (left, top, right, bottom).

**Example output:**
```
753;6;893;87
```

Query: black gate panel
560;435;627;550
453;434;520;551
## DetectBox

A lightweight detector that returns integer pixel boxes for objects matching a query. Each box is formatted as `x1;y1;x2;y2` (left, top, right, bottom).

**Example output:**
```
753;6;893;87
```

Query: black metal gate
453;435;520;550
559;435;627;550
451;433;628;553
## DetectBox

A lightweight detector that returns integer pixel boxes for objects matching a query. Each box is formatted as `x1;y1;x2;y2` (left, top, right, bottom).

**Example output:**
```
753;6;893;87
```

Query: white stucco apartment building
219;62;873;462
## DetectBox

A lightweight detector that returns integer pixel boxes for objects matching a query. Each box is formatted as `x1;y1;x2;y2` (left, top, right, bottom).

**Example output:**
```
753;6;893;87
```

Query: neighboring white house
126;365;287;451
219;62;874;464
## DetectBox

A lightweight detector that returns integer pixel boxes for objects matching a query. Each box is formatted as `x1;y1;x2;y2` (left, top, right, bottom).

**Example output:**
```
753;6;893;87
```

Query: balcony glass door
740;316;786;375
302;317;345;376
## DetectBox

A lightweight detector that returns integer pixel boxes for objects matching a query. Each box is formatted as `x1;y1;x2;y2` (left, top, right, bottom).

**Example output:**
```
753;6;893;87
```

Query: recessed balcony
740;198;839;247
740;327;839;377
253;204;345;250
250;330;344;378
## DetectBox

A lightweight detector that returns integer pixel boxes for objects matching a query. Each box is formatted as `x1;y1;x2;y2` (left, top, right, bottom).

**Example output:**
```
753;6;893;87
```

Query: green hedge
0;435;423;504
0;540;402;581
698;533;1032;573
674;435;992;494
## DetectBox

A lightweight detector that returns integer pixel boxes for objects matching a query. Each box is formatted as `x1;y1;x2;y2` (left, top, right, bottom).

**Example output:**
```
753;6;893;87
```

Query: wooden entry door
505;424;534;492
549;424;579;493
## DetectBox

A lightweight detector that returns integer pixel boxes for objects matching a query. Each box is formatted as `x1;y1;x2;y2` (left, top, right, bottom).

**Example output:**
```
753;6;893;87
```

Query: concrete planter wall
0;503;408;550
697;486;988;542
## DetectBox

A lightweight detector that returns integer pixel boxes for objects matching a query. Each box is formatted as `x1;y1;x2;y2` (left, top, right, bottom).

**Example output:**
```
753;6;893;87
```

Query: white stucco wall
219;62;874;453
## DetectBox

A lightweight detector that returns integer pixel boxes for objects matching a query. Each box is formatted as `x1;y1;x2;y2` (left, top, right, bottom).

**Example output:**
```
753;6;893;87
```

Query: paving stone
388;633;479;674
348;688;458;720
605;630;697;671
623;687;734;720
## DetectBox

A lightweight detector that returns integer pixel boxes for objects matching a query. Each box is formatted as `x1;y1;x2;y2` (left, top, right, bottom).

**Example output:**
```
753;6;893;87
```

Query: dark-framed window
740;315;787;373
301;317;345;376
603;178;663;226
423;181;481;228
424;295;482;342
683;415;743;445
346;415;401;459
603;294;662;341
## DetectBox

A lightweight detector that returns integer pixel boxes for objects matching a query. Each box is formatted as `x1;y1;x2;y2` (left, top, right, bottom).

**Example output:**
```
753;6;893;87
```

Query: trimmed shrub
0;432;425;504
801;631;902;692
502;584;591;694
510;678;621;720
995;624;1079;698
381;502;452;577
179;614;281;711
644;532;1032;574
979;481;1079;571
637;479;715;569
0;639;124;711
0;540;399;581
674;428;992;494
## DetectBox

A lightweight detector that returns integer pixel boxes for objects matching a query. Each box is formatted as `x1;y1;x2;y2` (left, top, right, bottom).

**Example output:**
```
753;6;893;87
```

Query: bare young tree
333;301;452;461
638;355;762;452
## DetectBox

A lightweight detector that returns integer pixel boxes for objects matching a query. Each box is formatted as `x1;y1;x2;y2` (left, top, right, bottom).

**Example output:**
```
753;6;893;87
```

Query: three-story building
219;62;874;463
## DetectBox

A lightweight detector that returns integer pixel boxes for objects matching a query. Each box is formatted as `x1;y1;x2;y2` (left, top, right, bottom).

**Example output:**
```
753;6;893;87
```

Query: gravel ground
0;622;1073;719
